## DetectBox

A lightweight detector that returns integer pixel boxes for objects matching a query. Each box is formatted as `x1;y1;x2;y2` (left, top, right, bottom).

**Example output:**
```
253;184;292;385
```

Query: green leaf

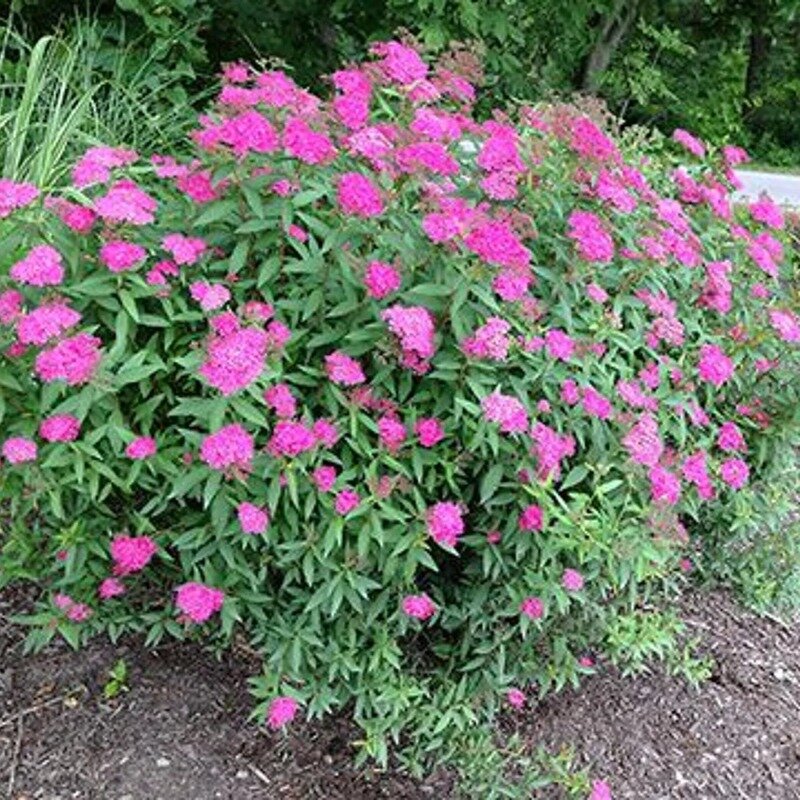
479;464;504;504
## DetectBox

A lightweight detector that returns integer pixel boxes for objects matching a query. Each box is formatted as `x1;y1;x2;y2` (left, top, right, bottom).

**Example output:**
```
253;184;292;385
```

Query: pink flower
264;383;297;418
190;282;232;311
267;696;299;730
94;179;157;225
39;414;81;443
720;458;749;489
72;146;137;187
0;179;39;217
587;283;608;303
561;379;580;405
99;240;147;272
175;582;225;623
325;351;366;385
698;344;734;387
462;318;511;361
364;260;401;299
718;422;746;452
111;535;157;575
749;197;784;229
99;578;125;600
312;418;339;447
287;224;307;242
545;329;575;362
10;245;64;286
682;451;715;500
672;128;706;158
372;40;428;85
519;504;543;532
562;568;585;592
35;333;102;385
622;414;663;467
200;326;268;395
426;501;465;548
506;688;526;709
723;145;749;166
53;593;74;610
481;391;528;434
649;465;681;505
464;219;530;269
16;302;81;346
337;172;384;217
238;502;270;534
268;420;316;457
530;422;575;481
162;233;206;265
67;603;93;623
283;116;336;164
567;210;614;263
402;594;436;620
415;418;444;447
0;290;23;324
335;488;360;515
312;465;337;492
769;309;800;342
589;779;613;800
2;437;37;464
218;110;280;156
382;305;436;371
520;596;544;620
378;414;406;452
200;424;254;473
125;436;156;460
582;386;613;420
571;117;619;162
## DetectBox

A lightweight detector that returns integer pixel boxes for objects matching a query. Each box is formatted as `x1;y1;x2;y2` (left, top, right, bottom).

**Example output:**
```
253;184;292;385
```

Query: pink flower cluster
200;323;268;395
363;260;401;299
111;535;157;575
567;210;614;263
697;344;734;388
402;594;436;620
267;696;299;729
2;437;37;464
16;302;81;345
462;317;511;361
325;351;366;385
10;245;64;286
35;333;102;385
426;501;465;548
94;179;157;225
175;582;225;623
126;436;157;460
39;415;81;443
481;391;528;434
200;424;254;473
238;502;270;534
381;305;436;372
0;179;39;217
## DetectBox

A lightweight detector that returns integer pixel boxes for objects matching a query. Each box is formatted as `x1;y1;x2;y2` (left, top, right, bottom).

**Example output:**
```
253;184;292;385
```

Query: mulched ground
1;588;798;800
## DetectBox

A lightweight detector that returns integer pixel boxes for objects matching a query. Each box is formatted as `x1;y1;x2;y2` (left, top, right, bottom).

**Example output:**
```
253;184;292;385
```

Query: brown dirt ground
1;588;798;800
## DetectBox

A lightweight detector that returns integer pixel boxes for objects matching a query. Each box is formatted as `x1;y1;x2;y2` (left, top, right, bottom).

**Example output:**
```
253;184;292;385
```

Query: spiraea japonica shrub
2;39;800;787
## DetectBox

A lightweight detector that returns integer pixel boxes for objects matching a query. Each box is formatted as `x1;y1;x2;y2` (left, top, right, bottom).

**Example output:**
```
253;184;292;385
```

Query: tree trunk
580;0;642;91
744;29;770;103
743;22;772;139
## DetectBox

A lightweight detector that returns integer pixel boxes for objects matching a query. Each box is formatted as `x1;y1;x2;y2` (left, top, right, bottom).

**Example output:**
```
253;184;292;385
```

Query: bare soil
1;588;798;800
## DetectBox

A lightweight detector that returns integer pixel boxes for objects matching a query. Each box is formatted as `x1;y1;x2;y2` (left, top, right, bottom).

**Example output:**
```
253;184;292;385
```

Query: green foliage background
8;0;800;165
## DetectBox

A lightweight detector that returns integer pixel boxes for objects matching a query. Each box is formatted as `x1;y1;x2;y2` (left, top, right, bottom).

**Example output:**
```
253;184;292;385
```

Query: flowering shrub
2;40;800;793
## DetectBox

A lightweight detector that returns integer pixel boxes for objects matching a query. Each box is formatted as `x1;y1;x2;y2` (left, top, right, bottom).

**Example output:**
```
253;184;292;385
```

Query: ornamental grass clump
1;38;799;792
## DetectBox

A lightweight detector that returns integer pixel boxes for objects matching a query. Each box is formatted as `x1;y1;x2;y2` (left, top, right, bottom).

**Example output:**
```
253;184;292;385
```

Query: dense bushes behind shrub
1;40;799;794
